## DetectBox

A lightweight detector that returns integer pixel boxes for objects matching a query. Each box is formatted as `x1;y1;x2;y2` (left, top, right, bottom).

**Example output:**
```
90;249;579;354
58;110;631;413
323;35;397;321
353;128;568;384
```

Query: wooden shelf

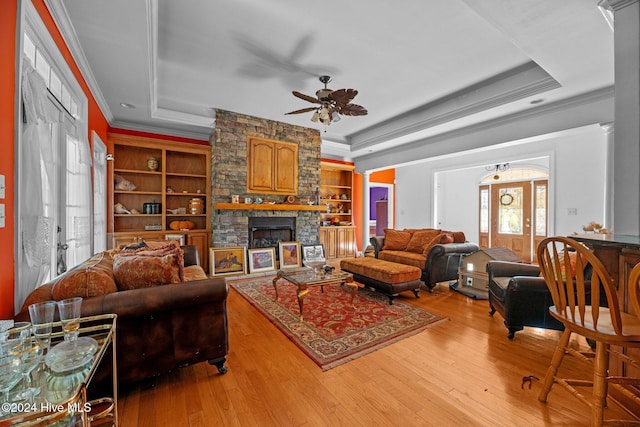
108;133;212;271
214;203;326;212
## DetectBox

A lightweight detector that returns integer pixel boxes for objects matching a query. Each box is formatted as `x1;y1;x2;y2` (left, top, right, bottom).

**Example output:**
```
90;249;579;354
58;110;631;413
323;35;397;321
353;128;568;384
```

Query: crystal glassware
28;301;56;354
57;297;82;342
0;342;23;407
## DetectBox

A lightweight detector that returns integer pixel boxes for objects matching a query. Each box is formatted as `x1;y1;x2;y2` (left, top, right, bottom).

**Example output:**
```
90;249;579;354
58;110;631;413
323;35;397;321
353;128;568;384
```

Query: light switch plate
0;204;4;228
0;174;5;199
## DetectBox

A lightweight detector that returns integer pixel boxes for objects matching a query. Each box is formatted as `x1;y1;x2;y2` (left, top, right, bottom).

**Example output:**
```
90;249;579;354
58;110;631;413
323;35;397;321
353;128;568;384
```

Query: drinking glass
0;341;23;406
57;297;82;342
28;301;56;354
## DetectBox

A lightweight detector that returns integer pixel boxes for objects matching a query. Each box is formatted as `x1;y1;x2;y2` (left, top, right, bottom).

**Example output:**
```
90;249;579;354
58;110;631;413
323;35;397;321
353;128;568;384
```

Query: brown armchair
486;261;564;339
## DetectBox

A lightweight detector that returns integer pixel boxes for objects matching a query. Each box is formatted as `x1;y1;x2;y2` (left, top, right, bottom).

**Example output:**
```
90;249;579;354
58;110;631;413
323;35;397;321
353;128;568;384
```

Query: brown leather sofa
486;260;564;339
370;229;478;291
16;245;229;387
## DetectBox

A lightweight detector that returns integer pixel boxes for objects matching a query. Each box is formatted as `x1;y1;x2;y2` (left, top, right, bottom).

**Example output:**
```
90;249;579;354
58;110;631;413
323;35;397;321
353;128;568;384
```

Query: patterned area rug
230;275;448;371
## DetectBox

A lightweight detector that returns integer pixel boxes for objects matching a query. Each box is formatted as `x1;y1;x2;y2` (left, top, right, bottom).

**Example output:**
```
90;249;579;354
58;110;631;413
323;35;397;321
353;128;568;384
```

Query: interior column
361;171;370;253
610;0;640;234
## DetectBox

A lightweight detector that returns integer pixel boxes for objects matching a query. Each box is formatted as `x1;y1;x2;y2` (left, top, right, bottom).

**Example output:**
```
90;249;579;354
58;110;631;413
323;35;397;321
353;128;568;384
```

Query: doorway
479;173;548;262
370;184;394;236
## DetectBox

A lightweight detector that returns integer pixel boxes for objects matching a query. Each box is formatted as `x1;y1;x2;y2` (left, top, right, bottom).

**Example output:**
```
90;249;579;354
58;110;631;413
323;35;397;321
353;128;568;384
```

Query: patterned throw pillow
112;253;182;291
382;229;413;251
405;229;442;254
50;252;118;300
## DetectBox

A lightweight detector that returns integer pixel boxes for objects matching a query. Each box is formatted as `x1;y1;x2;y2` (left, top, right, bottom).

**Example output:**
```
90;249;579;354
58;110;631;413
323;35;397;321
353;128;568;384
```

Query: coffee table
273;267;357;321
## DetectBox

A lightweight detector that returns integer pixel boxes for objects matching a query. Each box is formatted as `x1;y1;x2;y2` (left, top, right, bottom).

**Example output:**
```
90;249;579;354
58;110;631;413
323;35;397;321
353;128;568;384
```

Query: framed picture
278;241;301;269
248;247;276;273
210;246;247;276
302;244;325;262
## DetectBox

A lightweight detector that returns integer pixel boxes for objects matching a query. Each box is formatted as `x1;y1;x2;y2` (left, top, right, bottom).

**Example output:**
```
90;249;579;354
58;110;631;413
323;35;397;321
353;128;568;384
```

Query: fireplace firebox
248;217;296;249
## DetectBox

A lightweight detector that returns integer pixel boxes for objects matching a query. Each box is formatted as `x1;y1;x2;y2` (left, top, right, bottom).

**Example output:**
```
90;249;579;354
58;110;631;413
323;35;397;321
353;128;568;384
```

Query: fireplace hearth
248;217;296;249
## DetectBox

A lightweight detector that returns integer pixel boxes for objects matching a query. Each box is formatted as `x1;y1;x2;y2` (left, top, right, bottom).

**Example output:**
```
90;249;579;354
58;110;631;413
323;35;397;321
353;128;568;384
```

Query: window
15;3;93;312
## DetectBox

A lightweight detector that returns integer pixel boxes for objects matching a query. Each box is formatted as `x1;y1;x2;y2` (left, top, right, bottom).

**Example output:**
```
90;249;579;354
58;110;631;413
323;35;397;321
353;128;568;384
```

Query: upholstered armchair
486;261;564;339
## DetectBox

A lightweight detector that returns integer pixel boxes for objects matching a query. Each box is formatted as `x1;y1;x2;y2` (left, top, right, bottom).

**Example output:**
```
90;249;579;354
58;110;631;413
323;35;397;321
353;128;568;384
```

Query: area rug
449;281;489;300
230;276;448;370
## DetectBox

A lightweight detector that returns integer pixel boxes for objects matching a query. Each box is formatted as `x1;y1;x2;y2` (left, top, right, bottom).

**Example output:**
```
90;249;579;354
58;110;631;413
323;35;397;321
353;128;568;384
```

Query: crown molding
109;119;211;141
349;61;560;151
44;0;114;123
608;0;639;11
353;85;614;169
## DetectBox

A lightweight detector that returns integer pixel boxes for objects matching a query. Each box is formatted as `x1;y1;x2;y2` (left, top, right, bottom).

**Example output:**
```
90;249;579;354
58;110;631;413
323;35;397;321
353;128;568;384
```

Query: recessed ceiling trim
349;61;560;151
110;119;211;141
44;0;113;122
147;0;159;124
355;86;614;172
152;107;215;127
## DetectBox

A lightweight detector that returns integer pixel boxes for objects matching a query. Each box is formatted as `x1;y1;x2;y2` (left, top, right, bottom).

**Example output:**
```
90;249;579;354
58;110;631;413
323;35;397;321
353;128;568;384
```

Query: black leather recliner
486;261;564;339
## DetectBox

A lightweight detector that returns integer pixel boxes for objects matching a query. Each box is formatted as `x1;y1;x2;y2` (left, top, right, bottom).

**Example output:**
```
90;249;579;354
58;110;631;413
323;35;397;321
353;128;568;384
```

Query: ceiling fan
285;76;368;126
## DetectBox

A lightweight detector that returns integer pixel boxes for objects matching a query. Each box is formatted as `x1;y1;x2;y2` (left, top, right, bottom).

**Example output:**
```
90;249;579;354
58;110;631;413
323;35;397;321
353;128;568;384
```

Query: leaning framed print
248;247;276;273
210;246;247;276
302;244;325;262
278;241;301;269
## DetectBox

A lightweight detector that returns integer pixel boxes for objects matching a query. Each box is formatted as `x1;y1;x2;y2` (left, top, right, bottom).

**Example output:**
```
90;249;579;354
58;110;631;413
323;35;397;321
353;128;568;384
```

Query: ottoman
340;257;422;304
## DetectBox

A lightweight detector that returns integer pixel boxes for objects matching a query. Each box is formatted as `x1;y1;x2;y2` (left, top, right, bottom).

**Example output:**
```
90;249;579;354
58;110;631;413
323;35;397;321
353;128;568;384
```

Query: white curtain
92;135;107;254
17;59;59;313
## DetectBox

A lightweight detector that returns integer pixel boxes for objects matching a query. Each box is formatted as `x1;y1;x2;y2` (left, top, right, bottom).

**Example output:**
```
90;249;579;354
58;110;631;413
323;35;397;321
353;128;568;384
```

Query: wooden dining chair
536;236;640;426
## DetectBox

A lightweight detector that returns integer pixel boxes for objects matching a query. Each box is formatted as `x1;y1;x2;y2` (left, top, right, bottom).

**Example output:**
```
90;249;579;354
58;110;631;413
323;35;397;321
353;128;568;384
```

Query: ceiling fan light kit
286;75;368;127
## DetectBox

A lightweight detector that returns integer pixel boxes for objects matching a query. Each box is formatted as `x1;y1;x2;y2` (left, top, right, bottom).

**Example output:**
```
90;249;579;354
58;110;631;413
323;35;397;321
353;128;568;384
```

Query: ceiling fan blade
285;107;318;115
328;88;358;106
292;91;321;104
338;103;368;116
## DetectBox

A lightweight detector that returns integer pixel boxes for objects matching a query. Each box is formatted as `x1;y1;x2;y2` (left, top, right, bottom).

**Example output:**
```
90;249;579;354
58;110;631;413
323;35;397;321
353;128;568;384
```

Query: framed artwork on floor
248;247;276;273
278;241;301;269
302;244;325;262
210;246;247;276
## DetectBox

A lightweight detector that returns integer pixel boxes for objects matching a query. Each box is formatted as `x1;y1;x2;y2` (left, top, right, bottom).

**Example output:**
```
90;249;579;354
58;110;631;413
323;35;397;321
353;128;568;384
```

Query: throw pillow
405;229;442;254
422;233;446;255
113;253;182;291
21;283;54;312
382;229;412;251
440;233;455;244
50;253;118;300
452;231;466;243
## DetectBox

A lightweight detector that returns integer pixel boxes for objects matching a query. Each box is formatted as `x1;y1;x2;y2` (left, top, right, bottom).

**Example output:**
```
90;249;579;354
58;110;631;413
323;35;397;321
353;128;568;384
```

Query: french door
479;180;547;262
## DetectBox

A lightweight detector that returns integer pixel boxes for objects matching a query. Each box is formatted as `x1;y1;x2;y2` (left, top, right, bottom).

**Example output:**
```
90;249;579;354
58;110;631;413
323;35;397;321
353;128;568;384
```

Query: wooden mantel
214;202;326;212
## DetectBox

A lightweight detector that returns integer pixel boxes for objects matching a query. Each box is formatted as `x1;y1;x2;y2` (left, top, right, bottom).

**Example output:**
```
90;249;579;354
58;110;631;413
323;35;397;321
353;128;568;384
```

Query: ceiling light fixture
285;75;367;128
486;163;509;180
120;102;135;109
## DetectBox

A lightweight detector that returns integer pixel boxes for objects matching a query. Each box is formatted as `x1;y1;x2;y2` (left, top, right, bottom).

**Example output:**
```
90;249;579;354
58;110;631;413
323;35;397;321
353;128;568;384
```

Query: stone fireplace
248;217;295;249
210;110;322;248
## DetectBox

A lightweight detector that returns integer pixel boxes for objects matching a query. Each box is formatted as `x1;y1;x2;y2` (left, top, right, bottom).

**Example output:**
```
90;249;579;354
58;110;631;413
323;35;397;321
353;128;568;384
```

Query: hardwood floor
117;280;637;426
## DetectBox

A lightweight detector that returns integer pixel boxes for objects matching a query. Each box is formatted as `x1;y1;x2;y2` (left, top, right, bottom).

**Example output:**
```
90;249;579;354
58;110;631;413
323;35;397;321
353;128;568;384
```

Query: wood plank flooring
117;280;638;426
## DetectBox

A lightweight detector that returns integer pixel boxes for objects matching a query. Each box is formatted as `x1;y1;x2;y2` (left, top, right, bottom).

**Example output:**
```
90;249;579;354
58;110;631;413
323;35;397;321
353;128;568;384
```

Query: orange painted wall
0;0;18;318
1;1;110;317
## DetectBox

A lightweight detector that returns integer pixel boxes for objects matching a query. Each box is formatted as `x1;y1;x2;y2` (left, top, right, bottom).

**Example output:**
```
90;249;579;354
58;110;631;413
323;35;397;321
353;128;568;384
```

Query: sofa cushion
440;233;455;244
184;265;208;281
21;283;54;312
405;229;442;254
113;253;182;290
382;229;412;251
115;242;185;282
50;252;118;301
379;250;426;270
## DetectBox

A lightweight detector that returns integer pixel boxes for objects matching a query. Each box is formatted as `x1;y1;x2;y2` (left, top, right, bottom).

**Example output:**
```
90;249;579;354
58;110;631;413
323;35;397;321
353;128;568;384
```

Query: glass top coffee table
273;267;357;321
